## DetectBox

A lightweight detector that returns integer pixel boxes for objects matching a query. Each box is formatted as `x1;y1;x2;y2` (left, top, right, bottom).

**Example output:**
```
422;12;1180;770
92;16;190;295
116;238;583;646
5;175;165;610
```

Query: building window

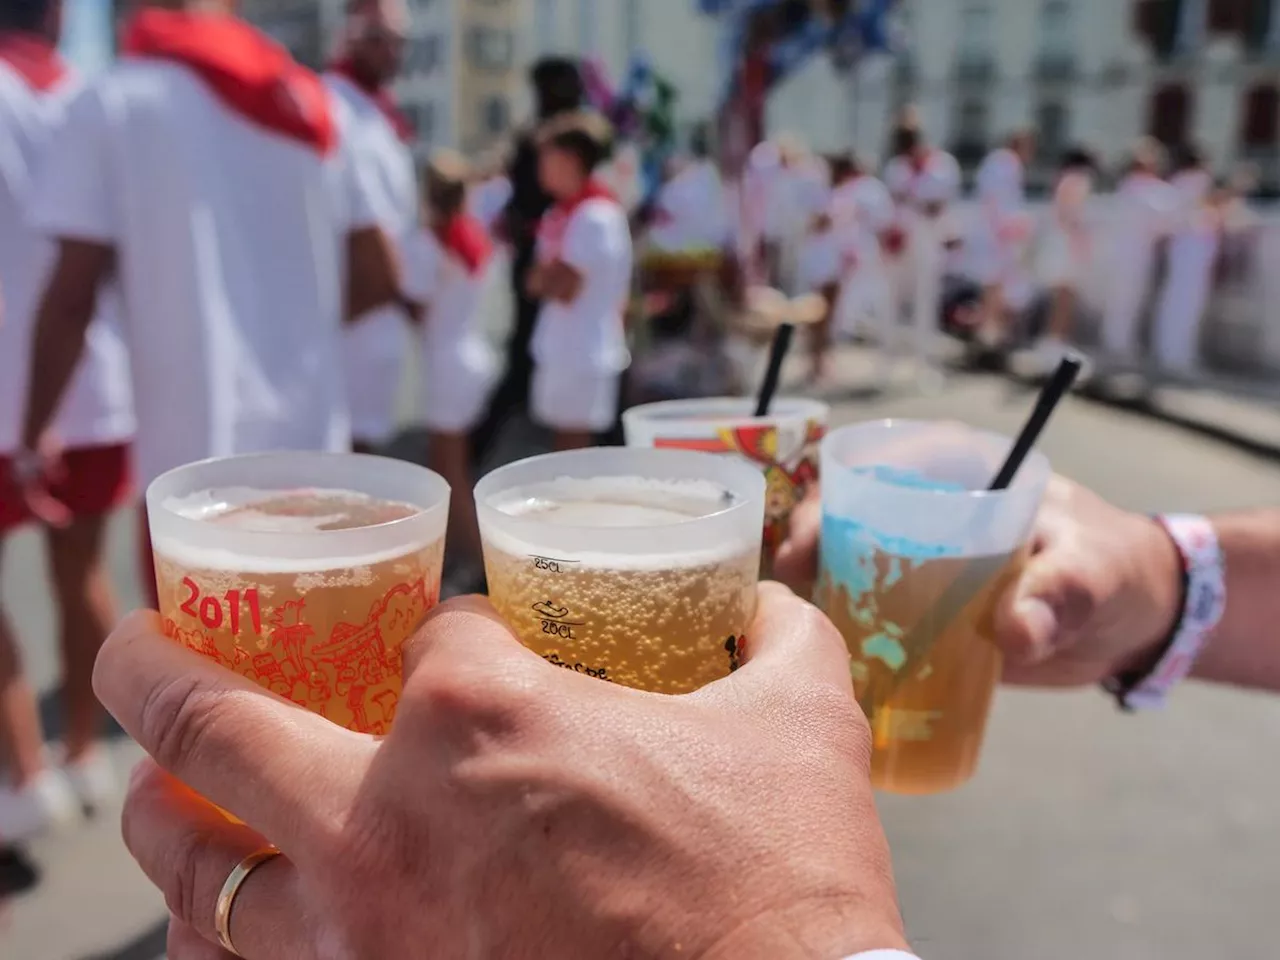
1039;0;1073;56
1241;84;1279;149
483;96;510;134
405;33;443;75
959;2;992;57
405;101;435;141
1149;83;1192;148
1208;0;1246;33
469;27;514;70
1036;101;1070;163
952;98;989;168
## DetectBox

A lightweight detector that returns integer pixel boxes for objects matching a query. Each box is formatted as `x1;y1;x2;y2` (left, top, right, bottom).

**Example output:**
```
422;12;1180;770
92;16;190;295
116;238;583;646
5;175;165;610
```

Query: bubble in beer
482;476;759;695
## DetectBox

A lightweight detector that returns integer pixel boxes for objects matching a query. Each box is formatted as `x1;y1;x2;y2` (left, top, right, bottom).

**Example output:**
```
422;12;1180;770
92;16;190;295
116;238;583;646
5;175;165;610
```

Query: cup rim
146;452;452;553
623;396;830;429
473;447;766;539
822;419;1051;502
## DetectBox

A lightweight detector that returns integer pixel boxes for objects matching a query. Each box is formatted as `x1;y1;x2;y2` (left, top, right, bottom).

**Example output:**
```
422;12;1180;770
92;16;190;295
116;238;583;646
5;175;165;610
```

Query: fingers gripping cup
147;453;450;735
816;421;1050;795
622;398;828;574
475;448;765;695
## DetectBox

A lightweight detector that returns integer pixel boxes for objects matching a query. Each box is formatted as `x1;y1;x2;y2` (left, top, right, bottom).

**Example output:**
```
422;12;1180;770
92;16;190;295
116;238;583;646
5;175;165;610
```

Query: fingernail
1015;597;1059;652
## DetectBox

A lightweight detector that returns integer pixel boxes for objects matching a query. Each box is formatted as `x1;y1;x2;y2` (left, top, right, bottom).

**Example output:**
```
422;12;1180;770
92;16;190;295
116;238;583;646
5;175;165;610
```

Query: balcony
953;54;997;85
1034;51;1078;83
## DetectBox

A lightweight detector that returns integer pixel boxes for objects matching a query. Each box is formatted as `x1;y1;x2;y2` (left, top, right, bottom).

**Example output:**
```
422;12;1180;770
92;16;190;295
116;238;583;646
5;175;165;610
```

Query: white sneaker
64;750;118;816
0;769;78;843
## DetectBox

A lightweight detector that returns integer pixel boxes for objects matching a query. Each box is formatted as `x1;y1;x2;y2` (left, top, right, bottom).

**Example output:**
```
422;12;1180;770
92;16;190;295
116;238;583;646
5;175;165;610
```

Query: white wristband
843;952;922;960
1106;514;1226;712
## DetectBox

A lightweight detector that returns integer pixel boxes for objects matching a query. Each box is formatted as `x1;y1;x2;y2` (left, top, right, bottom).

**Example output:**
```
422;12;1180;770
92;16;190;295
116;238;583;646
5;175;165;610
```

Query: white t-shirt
402;226;492;368
648;159;729;253
532;197;632;374
975;147;1025;220
28;61;384;484
0;62;134;454
469;176;513;234
884;150;961;211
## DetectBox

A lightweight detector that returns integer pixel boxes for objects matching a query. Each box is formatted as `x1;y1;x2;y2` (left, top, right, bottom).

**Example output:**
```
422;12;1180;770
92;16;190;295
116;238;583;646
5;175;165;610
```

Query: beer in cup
816;421;1049;795
147;453;450;734
622;397;828;577
475;448;765;694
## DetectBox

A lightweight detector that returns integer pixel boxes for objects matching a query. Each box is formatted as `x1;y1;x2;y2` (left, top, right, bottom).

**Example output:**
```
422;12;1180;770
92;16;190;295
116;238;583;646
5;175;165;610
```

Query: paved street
4;347;1280;959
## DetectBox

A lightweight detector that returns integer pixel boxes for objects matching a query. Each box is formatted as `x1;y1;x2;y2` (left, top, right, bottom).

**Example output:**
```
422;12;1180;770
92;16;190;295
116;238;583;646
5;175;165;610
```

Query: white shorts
420;342;498;435
344;310;409;443
531;365;622;432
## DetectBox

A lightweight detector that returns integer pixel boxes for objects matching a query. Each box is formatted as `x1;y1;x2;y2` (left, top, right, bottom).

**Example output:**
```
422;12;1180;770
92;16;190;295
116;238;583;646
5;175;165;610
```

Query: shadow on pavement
76;918;168;960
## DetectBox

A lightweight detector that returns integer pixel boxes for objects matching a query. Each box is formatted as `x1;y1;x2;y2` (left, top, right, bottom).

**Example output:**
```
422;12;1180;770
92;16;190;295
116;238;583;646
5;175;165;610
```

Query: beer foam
482;476;758;571
154;487;441;573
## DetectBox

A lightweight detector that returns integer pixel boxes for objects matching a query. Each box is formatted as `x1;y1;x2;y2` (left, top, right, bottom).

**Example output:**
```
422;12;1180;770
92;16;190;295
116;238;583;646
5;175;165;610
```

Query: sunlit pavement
5;346;1280;959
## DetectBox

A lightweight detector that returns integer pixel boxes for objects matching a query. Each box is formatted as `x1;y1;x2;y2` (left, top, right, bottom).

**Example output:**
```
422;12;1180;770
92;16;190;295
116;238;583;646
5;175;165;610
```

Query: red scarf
0;32;67;92
123;10;335;154
328;58;413;143
436;213;493;276
537;180;618;259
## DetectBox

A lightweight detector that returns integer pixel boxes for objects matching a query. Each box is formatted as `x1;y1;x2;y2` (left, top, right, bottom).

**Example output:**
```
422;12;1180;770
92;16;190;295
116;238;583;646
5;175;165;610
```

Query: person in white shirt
1025;147;1097;375
1100;137;1177;365
527;111;633;451
17;3;399;598
0;0;135;842
829;153;896;358
646;130;729;260
325;0;418;453
1151;143;1218;376
882;123;962;381
794;153;841;379
971;131;1036;350
403;151;495;572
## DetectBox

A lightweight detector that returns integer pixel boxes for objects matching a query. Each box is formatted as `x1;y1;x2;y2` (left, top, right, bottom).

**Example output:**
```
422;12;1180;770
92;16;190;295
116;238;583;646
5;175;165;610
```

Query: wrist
9;446;43;487
1114;515;1184;677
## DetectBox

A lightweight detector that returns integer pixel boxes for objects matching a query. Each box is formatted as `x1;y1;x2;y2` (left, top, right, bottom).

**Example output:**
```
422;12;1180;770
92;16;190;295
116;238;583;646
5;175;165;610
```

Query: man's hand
994;476;1182;687
97;587;909;959
5;442;71;528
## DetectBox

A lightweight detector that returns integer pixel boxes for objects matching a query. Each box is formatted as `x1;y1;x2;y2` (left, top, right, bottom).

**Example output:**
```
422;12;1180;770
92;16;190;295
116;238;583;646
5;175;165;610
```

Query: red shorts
0;443;134;534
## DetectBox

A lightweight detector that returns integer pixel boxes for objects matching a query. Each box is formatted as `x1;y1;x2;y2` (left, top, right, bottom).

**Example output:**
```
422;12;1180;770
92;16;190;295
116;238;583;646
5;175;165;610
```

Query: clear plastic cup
474;447;765;694
816;420;1050;795
622;397;828;574
147;452;451;734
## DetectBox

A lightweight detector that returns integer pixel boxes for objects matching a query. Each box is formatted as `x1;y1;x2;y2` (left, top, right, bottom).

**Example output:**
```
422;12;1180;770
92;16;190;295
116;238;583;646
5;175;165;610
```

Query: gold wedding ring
215;844;282;957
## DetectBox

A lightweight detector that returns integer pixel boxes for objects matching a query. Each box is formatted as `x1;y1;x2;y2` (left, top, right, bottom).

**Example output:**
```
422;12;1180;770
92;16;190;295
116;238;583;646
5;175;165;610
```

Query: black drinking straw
754;322;795;417
988;354;1085;491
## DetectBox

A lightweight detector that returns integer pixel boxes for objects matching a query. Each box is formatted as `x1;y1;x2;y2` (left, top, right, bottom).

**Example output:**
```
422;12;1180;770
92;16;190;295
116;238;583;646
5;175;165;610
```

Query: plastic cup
622;397;828;574
475;448;765;694
147;452;450;734
816;420;1050;795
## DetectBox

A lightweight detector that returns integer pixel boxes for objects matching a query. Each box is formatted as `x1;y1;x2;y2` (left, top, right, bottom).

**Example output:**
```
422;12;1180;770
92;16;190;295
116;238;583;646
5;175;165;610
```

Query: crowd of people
0;0;1277;954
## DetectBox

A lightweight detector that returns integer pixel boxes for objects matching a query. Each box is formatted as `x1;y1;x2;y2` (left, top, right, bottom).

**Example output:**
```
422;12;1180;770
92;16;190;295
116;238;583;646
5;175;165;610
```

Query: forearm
22;283;96;449
1191;510;1280;691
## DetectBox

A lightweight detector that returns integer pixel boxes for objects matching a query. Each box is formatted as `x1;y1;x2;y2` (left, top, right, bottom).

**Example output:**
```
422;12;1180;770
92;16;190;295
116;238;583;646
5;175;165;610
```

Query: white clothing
325;73;417;445
795;164;839;292
531;363;620;432
1153;206;1220;370
970;147;1032;289
29;62;385;484
469;176;512;235
882;151;961;361
830;175;896;342
0;63;134;453
648;159;728;254
1100;173;1178;359
1036;170;1093;290
532;197;632;375
402;227;497;434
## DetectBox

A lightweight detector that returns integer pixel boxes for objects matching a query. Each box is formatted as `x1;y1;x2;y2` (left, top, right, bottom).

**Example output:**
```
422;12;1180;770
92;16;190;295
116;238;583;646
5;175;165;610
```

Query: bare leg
44;514;117;764
810;283;838;380
0;539;46;787
978;283;1005;347
554;431;594;452
428;432;482;566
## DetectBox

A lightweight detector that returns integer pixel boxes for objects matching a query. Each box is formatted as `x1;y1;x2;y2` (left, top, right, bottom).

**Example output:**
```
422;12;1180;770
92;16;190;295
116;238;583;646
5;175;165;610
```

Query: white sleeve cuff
843;952;921;960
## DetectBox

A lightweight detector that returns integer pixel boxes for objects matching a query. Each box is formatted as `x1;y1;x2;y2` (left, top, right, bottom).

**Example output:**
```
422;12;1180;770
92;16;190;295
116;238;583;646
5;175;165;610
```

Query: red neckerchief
328;58;413;143
0;32;68;92
536;179;617;260
435;213;493;276
909;149;932;176
123;10;335;154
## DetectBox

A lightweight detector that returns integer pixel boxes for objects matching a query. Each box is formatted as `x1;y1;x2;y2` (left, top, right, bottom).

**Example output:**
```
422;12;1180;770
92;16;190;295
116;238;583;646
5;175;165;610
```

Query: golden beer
818;547;1024;795
153;488;445;734
480;473;762;695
